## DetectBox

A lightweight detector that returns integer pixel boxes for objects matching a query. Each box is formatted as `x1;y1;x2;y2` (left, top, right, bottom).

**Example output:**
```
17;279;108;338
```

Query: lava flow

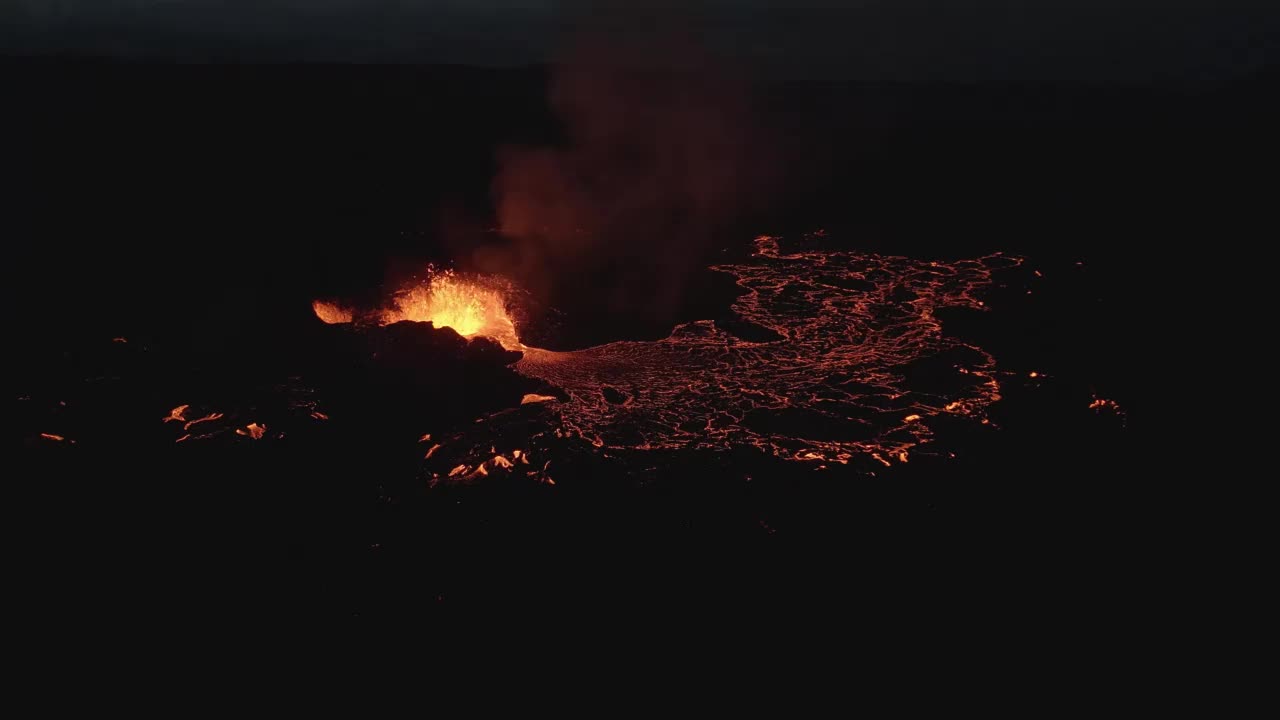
509;234;1020;467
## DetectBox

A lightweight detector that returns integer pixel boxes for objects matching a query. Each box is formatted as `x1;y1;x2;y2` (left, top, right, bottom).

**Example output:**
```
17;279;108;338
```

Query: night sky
4;1;1276;86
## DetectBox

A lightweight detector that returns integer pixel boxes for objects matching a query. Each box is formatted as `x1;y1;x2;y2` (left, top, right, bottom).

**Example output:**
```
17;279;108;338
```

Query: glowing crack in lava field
316;233;1021;474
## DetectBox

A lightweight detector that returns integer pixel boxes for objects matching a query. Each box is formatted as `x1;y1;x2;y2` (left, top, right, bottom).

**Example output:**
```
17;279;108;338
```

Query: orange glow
312;300;353;325
382;270;520;349
40;433;68;442
503;233;1017;468
343;232;1018;474
1088;394;1126;427
183;412;223;431
1089;396;1122;413
236;422;266;440
163;405;189;423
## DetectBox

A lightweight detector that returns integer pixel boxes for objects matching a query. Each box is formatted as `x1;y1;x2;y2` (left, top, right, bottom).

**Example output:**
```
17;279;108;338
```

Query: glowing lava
312;300;353;325
313;233;1020;474
504;233;1021;467
381;269;520;350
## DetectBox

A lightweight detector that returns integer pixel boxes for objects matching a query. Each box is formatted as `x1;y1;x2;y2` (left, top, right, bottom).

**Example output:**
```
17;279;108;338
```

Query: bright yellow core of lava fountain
382;270;520;349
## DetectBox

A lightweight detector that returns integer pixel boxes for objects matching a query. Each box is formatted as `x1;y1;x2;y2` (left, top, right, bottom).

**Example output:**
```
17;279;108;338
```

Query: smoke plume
486;30;777;323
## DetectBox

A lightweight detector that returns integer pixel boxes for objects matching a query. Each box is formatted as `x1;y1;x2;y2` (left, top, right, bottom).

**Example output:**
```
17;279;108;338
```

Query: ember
1089;396;1122;412
236;423;267;440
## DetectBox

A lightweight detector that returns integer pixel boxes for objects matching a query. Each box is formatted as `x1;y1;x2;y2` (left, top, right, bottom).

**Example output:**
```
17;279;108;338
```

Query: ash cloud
485;29;778;320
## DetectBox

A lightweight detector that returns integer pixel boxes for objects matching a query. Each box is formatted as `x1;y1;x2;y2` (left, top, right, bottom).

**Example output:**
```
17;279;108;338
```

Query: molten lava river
314;233;1022;478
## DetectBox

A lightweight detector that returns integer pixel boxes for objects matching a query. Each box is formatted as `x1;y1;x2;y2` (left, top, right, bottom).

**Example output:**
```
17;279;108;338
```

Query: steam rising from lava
486;34;776;319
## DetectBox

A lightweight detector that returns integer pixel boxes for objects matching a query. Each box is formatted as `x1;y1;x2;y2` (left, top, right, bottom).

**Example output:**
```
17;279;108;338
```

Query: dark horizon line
4;50;1276;92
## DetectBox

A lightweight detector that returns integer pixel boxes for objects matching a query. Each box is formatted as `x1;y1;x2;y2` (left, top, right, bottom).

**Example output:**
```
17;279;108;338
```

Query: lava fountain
314;269;522;350
382;270;521;350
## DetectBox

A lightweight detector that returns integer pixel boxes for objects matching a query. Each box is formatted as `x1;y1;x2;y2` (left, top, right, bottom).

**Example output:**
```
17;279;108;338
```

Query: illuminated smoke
489;31;776;320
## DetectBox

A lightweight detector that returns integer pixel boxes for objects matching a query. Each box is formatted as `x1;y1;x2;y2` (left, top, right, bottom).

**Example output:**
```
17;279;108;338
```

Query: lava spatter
381;268;521;350
312;300;353;325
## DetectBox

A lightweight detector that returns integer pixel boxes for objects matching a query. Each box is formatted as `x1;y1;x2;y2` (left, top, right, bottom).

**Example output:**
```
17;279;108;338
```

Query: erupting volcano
316;232;1022;477
8;9;1161;621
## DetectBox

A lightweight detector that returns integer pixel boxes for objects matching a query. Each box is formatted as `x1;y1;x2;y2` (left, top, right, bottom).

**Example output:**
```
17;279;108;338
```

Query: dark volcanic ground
7;59;1270;621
